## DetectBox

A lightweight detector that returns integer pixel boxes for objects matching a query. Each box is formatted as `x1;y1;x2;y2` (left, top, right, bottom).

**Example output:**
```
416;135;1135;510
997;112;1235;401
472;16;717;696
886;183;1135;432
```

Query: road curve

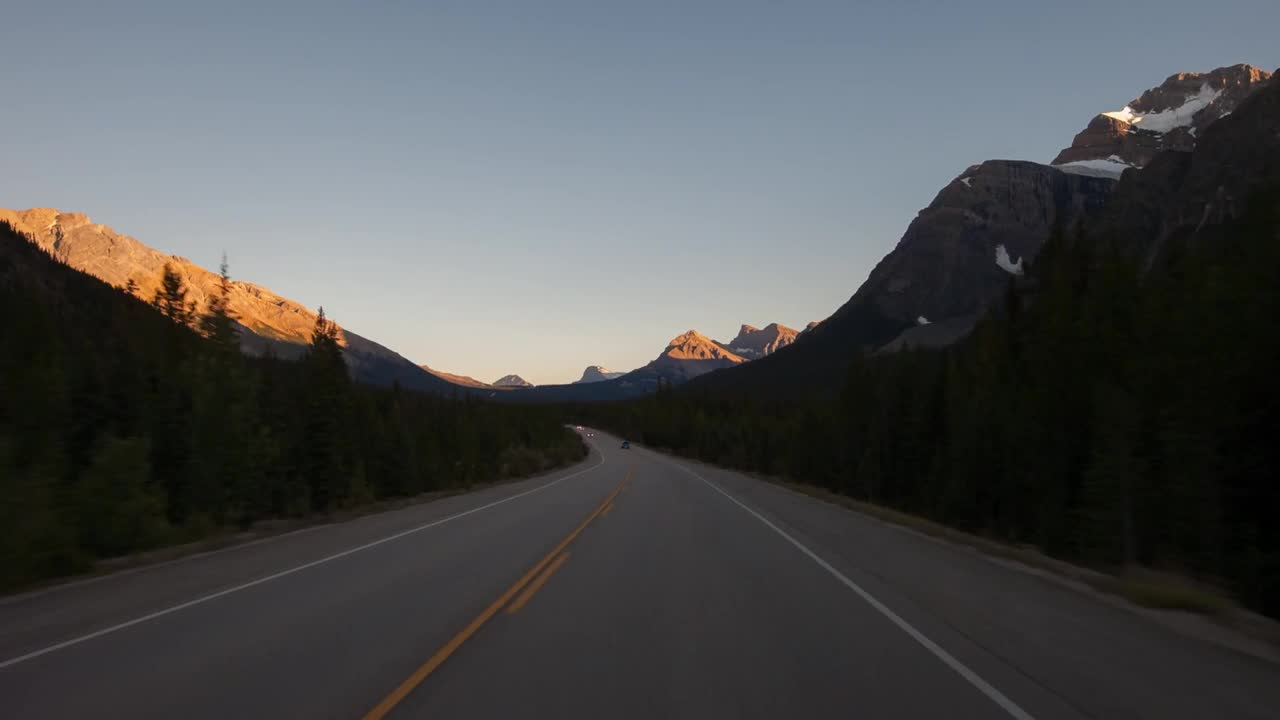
1;431;1277;718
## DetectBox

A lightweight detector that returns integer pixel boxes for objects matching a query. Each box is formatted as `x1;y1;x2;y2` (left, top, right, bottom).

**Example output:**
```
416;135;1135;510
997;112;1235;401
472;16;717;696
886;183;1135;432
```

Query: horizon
4;2;1277;384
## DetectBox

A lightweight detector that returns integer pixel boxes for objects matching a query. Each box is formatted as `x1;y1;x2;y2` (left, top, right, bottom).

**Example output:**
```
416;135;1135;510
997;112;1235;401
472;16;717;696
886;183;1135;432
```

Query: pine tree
301;306;352;510
152;263;196;327
199;254;240;355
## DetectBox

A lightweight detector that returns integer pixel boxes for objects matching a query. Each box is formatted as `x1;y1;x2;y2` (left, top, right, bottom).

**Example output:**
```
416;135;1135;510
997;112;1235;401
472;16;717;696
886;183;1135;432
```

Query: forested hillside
580;188;1280;617
0;222;585;591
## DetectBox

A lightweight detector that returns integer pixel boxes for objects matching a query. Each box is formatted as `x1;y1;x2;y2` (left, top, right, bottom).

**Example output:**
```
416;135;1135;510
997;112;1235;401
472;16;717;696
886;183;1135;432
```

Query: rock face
492;374;533;388
1053;65;1271;177
574;366;625;384
846;160;1114;332
719;323;801;360
0;208;460;394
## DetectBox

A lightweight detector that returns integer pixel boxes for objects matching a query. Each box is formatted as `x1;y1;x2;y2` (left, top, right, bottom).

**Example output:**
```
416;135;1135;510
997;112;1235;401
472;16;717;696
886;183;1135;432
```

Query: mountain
575;366;626;384
498;329;752;403
0;208;462;395
493;374;534;388
642;330;748;382
687;160;1115;393
684;65;1274;395
421;366;491;388
1095;67;1279;264
718;323;801;360
1052;64;1271;178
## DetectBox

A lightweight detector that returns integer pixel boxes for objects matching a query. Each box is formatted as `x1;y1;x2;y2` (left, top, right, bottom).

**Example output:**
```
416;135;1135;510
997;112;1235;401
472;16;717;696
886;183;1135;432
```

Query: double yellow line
361;472;630;720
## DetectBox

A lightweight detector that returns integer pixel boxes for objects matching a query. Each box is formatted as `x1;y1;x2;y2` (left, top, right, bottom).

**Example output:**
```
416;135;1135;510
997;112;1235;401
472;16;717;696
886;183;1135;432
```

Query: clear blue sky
4;1;1277;384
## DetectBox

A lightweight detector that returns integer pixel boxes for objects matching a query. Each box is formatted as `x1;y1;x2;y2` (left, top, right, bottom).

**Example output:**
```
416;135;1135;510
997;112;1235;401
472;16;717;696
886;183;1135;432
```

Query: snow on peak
917;316;930;326
959;176;973;187
995;245;1024;276
1102;83;1221;134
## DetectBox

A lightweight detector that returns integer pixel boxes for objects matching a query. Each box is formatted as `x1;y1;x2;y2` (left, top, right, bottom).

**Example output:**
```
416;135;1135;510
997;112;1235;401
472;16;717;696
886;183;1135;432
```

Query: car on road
621;440;630;449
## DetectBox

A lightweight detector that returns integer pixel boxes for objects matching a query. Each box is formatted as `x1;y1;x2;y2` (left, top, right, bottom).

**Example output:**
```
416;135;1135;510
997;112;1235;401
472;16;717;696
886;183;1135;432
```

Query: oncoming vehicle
621;440;630;449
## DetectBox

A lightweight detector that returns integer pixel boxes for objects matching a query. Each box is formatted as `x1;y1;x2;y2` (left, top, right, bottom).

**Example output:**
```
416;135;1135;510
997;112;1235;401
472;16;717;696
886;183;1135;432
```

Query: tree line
0;223;585;590
579;189;1280;618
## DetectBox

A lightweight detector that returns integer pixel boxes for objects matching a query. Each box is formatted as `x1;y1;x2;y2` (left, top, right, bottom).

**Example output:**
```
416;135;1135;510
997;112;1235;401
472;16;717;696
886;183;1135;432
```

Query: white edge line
0;525;330;607
0;451;606;670
664;456;1035;720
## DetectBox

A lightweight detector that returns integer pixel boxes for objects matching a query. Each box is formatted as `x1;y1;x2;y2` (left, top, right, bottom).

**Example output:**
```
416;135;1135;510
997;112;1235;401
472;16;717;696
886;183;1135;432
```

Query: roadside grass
1101;577;1230;615
760;478;1232;617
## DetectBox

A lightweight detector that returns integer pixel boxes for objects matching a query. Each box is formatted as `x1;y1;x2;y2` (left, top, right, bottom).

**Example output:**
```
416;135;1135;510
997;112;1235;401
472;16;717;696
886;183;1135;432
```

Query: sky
3;1;1277;385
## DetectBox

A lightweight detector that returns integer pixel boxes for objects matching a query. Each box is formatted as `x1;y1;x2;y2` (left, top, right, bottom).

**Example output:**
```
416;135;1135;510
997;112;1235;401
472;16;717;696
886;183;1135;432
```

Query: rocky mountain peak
492;374;533;388
1052;64;1272;177
663;330;742;361
723;322;802;360
575;365;625;384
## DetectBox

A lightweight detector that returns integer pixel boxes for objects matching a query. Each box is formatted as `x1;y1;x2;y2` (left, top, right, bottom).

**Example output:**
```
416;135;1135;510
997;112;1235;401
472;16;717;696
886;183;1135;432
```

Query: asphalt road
2;431;1278;719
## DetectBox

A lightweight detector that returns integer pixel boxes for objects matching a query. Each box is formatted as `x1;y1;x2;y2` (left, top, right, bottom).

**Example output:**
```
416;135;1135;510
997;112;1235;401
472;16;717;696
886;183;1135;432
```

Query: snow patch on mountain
1102;84;1222;134
995;245;1024;276
1055;155;1134;179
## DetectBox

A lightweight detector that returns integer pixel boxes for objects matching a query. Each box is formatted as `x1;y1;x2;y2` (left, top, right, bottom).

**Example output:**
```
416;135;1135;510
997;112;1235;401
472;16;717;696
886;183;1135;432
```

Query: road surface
2;431;1277;718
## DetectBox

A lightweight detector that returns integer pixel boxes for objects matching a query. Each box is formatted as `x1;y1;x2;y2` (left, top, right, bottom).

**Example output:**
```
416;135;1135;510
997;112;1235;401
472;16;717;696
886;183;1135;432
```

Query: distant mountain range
0;208;467;395
493;374;533;388
501;322;805;402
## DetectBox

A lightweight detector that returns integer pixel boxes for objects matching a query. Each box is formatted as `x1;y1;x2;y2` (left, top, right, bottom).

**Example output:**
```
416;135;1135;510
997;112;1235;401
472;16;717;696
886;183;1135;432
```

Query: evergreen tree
199;254;239;354
301;307;353;510
152;263;196;327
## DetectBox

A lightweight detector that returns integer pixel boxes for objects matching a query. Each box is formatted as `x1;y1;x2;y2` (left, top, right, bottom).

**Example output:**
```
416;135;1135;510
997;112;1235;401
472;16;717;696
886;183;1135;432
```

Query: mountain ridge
0;208;464;395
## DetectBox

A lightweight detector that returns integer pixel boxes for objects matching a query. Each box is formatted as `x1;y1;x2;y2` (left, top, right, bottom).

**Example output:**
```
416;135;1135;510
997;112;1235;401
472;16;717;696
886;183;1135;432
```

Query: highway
2;431;1277;719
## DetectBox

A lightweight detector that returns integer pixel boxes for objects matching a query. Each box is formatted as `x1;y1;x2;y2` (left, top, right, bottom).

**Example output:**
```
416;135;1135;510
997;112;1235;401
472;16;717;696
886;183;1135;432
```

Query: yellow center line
506;551;571;615
600;501;615;517
360;471;631;720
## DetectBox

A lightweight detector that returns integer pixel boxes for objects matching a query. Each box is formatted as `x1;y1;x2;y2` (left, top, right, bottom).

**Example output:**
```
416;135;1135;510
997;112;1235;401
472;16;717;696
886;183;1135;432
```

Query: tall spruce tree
152;263;196;327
